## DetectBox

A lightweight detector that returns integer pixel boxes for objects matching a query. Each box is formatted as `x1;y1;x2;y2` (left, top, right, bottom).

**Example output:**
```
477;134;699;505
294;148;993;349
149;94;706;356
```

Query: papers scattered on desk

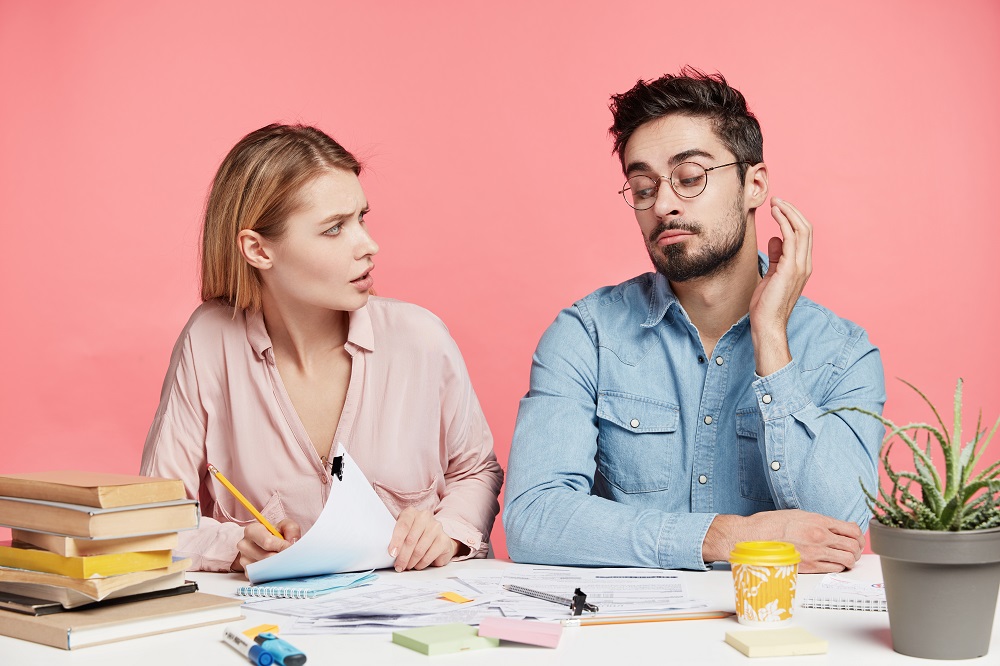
242;564;707;634
798;573;887;611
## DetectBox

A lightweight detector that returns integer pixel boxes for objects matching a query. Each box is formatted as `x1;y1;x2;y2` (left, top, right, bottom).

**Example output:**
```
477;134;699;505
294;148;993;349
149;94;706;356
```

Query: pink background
1;1;998;558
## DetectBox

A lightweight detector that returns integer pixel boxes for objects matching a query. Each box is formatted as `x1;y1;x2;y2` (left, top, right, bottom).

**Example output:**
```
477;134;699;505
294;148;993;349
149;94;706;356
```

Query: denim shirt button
698;474;708;484
629;418;640;428
715;356;724;365
703;415;713;425
770;461;781;471
762;394;772;404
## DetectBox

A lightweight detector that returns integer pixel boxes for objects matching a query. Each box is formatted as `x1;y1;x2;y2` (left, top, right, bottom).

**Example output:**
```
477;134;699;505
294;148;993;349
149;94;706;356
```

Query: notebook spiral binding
236;585;319;599
799;595;887;612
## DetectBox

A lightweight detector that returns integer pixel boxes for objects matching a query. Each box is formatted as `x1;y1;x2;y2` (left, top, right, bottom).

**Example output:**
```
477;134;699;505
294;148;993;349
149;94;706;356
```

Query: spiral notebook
798;573;886;611
237;570;377;599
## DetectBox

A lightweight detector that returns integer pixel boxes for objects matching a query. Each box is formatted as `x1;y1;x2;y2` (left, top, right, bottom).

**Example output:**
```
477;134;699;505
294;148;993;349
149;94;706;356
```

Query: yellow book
0;558;192;601
0;541;173;578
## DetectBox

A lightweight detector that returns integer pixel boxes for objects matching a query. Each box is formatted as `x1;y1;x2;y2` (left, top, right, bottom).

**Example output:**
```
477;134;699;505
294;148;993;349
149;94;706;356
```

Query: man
503;68;885;573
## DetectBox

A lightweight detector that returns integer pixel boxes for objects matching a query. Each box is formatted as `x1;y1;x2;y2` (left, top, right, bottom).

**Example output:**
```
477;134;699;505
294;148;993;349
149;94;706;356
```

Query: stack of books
0;470;243;649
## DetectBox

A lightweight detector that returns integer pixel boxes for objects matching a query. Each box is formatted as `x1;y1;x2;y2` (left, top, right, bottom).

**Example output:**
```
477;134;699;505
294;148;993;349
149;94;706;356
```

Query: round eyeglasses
619;161;750;210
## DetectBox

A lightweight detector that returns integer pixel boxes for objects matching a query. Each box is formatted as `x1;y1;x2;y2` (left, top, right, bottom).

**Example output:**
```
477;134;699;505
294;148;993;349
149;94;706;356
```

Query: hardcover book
0;541;173;578
0;570;188;608
0;591;243;649
0;471;185;508
11;529;179;557
0;496;199;539
0;558;191;601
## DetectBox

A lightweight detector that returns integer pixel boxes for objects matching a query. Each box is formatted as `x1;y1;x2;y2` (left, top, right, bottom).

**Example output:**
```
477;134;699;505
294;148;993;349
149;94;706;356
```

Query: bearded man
503;68;885;573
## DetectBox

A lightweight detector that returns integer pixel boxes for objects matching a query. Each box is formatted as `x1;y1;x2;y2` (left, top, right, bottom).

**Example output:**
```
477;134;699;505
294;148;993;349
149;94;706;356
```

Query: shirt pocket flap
597;392;679;433
736;408;761;437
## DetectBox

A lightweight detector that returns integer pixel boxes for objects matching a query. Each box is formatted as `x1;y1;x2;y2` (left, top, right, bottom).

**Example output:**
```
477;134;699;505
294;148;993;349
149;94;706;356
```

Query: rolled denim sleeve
503;306;716;570
752;332;885;531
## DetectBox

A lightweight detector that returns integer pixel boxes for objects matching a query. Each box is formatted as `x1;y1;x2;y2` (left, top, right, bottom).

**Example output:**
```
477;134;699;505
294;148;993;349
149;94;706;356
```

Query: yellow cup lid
729;541;801;566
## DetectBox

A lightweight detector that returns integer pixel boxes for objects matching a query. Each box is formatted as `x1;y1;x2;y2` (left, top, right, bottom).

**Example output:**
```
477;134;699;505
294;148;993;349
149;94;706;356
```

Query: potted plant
828;378;1000;660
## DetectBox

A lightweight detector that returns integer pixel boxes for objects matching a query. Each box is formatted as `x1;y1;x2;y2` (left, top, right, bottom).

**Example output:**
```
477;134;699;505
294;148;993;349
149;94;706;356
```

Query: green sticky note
392;623;500;656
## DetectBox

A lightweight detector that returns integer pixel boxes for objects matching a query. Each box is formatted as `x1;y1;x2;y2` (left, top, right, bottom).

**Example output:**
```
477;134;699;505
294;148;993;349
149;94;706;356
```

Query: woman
140;124;503;576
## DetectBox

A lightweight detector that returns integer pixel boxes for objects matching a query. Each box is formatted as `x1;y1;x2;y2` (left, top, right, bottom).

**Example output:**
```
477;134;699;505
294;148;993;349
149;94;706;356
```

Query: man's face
622;114;749;282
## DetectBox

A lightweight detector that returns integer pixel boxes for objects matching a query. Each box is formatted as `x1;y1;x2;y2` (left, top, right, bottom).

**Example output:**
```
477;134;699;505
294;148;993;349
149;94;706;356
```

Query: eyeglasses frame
618;160;752;210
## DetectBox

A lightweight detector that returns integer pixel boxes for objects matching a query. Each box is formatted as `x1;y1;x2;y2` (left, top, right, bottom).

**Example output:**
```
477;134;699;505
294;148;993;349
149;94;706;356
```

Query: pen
502;584;599;613
561;610;736;626
256;631;307;666
222;626;274;666
207;463;284;539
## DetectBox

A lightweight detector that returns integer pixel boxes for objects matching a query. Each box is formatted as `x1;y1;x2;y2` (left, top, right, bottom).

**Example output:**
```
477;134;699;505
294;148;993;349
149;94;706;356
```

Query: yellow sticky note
439;591;473;604
725;627;828;657
243;623;280;639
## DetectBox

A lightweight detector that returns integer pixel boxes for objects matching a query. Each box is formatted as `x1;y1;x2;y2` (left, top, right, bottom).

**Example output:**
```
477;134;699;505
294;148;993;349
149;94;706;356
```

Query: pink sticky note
477;617;563;648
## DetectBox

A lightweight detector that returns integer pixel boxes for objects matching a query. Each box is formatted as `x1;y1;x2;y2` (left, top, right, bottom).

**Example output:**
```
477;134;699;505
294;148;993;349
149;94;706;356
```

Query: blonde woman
141;124;503;576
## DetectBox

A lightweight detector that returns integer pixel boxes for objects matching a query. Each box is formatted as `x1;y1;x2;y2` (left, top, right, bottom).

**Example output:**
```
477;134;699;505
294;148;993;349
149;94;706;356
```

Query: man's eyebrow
624;150;717;176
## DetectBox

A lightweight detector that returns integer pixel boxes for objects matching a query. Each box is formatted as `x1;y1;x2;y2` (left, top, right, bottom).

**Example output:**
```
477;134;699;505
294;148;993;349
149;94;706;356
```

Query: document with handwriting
246;445;396;584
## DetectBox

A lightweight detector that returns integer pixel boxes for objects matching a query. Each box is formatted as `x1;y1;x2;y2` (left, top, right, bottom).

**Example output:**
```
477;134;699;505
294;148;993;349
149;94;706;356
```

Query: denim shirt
503;261;886;570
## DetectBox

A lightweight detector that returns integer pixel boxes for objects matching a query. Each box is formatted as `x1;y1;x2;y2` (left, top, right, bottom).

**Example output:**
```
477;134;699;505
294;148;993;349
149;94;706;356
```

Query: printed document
245;445;396;584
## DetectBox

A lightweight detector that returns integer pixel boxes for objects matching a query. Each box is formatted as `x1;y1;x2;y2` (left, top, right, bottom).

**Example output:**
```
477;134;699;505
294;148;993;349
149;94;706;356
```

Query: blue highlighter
255;632;307;666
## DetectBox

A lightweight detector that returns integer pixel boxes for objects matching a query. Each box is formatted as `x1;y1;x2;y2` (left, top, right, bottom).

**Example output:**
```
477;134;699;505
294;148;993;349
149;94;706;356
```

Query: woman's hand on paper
231;518;301;573
388;507;460;572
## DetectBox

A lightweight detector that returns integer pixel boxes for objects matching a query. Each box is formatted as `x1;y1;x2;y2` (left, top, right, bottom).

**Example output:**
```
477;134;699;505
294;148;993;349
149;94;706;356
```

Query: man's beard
646;195;747;282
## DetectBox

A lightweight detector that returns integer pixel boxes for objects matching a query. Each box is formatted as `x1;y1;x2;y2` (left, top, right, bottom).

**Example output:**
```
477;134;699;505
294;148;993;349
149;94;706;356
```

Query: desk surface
1;555;997;664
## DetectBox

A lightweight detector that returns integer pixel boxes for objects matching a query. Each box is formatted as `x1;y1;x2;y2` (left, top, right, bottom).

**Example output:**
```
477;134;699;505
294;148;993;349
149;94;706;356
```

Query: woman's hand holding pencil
207;463;301;575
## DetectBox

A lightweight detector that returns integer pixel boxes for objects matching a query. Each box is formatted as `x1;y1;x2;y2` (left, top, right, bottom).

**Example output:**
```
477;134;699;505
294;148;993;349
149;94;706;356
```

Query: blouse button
630;419;640;428
321;475;329;484
762;394;772;404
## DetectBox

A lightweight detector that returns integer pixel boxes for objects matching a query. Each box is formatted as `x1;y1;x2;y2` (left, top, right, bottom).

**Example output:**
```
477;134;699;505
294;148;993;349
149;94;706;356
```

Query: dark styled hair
609;66;763;183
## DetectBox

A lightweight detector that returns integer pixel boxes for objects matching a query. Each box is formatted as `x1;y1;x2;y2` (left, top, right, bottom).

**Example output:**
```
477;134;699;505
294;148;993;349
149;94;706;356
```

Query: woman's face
259;169;378;313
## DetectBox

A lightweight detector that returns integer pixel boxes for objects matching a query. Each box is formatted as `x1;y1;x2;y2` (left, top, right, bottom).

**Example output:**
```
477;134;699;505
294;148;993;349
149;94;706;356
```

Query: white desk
1;555;997;664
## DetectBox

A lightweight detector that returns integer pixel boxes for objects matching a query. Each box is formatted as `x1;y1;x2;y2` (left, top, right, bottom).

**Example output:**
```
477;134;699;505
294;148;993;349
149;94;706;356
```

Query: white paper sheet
246;445;397;584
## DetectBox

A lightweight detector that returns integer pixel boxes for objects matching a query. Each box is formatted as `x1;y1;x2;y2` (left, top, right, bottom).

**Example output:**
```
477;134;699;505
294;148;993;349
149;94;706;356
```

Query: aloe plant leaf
899;378;951;446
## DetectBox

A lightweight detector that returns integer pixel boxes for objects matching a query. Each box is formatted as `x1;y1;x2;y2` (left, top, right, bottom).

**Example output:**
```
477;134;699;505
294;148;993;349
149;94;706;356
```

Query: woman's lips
351;270;374;291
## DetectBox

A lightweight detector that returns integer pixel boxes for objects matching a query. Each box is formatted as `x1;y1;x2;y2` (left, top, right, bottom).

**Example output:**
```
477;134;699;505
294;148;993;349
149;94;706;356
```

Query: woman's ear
237;230;272;270
745;162;769;210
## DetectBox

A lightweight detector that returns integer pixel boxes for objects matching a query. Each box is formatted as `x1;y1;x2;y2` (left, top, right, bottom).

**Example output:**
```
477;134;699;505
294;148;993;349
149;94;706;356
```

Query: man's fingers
767;236;783;271
770;201;796;262
773;198;812;272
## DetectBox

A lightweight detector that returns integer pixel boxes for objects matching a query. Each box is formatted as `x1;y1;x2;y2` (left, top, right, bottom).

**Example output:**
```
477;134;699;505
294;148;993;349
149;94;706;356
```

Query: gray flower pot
870;522;1000;660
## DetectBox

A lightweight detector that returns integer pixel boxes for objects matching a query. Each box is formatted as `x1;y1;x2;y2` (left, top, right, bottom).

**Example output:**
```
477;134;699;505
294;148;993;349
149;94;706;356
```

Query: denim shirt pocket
372;481;438;519
736;408;773;503
596;391;680;494
213;491;286;526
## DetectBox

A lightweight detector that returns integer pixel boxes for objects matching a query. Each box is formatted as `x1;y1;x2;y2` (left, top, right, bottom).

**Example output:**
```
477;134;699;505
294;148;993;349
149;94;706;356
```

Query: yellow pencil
207;463;284;538
562;610;735;627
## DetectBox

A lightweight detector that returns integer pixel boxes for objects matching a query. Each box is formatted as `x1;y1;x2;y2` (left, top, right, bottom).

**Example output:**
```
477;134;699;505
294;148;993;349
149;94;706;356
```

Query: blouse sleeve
139;328;244;572
433;333;504;560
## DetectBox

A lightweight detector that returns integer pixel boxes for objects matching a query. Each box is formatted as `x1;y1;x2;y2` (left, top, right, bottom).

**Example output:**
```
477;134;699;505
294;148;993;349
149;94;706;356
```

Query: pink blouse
140;297;504;572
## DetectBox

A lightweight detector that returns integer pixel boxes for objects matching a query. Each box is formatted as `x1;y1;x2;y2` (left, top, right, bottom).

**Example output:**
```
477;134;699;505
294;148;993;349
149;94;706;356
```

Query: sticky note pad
439;591;472;603
478;617;562;648
242;623;279;639
393;623;500;656
725;627;828;657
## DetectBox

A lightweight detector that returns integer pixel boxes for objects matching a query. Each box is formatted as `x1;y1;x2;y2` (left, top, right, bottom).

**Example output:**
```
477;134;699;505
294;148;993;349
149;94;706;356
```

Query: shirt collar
640;251;769;329
244;304;376;362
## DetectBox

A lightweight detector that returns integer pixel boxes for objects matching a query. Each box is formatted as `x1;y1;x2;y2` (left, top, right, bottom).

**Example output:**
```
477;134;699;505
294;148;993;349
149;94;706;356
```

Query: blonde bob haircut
200;123;362;312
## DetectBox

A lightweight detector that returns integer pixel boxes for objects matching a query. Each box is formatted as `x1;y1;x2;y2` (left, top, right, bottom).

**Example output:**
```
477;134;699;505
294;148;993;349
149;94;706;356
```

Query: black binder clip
570;588;598;615
330;455;344;481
